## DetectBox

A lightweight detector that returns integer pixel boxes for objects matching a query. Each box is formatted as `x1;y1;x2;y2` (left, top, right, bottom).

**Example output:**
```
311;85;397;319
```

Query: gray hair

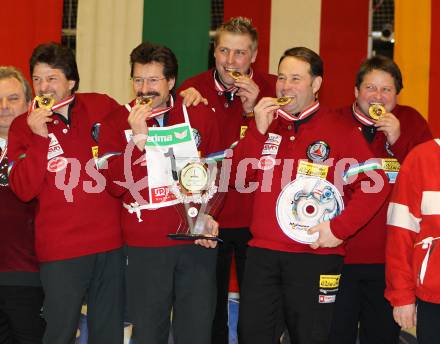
0;66;32;102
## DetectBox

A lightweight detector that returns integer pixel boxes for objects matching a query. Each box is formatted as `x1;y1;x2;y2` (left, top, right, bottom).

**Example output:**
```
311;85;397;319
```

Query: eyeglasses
131;77;166;87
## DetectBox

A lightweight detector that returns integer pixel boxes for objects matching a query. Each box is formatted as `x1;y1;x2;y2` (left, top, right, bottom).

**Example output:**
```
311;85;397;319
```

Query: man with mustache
7;43;125;344
0;66;45;344
98;42;221;344
178;17;277;344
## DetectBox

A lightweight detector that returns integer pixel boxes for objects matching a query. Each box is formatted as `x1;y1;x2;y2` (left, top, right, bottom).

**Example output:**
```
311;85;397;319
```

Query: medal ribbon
32;94;75;112
0;143;7;166
352;102;375;126
276;101;320;122
213;68;254;95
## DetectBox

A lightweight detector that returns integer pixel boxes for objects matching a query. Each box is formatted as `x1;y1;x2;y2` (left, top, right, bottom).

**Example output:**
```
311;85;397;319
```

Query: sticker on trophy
168;159;225;242
276;176;344;244
240;126;248;139
47;133;64;160
179;162;209;194
47;156;68;172
35;94;55;110
368;103;386;120
296;160;329;179
192;128;202;148
188;207;198;218
307;141;330;162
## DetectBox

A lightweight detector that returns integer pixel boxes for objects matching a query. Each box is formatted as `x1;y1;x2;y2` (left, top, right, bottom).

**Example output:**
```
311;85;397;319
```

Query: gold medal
179;162;209;194
35;95;55;110
228;71;242;80
136;96;153;106
368;103;386;120
276;97;292;106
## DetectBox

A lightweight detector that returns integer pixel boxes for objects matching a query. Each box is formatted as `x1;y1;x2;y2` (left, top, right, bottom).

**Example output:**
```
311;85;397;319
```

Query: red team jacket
98;96;221;247
341;104;432;264
8;93;123;262
0;142;39;283
179;68;277;228
385;139;440;306
229;106;390;256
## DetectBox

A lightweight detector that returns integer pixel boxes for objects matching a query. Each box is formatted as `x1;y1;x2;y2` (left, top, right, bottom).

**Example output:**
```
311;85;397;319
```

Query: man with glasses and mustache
98;42;222;344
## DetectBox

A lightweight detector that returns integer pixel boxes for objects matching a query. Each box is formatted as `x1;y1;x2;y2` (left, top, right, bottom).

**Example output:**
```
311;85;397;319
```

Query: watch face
179;162;209;193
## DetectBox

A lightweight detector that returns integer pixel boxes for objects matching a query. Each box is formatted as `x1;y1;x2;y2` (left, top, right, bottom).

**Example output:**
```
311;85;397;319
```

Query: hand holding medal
366;102;401;145
27;94;55;138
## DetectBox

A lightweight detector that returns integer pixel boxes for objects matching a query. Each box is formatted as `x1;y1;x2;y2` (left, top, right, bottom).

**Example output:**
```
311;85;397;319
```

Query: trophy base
167;233;223;242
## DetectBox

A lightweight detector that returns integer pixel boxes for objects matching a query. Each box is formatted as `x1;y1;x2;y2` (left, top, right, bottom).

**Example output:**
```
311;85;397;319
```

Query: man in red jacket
7;43;124;344
178;17;277;344
230;47;390;344
329;56;432;344
0;66;45;343
385;138;440;344
99;42;220;344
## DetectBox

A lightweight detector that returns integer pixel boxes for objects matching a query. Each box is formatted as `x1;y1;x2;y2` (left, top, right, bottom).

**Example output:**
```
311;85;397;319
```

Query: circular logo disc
276;176;344;244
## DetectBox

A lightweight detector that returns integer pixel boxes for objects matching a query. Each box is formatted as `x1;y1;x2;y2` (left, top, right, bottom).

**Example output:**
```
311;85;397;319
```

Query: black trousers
328;264;400;344
39;248;125;344
0;286;45;344
417;299;440;344
126;245;217;344
212;227;252;344
238;247;343;344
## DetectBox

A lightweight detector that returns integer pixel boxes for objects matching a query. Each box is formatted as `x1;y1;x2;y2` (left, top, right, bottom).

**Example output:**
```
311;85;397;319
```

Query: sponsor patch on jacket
319;274;341;288
240;126;248;139
318;294;336;304
296;160;329;179
258;155;275;170
261;133;282;156
382;158;400;184
307;140;330;162
47;156;68;172
47;133;64;160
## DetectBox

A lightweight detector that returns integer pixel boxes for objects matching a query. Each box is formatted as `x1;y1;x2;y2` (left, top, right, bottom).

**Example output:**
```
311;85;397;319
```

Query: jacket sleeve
330;127;391;240
98;111;147;198
385;152;421;306
389;107;432;162
8;115;50;202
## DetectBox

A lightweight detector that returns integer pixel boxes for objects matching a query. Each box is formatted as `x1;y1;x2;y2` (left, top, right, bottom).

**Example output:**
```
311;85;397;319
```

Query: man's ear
312;76;323;95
